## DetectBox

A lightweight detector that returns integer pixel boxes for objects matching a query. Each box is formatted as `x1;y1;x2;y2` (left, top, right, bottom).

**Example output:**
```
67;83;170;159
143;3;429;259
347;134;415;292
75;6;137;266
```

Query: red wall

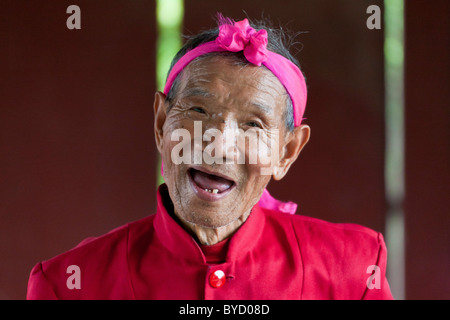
404;0;450;300
0;1;157;299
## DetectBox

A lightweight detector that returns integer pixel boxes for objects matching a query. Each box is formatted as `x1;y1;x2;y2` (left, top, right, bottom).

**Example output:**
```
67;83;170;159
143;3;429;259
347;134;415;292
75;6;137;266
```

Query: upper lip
188;165;236;185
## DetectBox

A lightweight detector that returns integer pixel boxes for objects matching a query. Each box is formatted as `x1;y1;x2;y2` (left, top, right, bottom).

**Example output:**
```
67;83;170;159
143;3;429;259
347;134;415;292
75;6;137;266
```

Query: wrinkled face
155;56;292;228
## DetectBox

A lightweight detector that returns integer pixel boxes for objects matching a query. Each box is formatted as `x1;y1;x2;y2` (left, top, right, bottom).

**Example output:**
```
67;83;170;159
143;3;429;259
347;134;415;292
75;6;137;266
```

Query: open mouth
188;167;236;201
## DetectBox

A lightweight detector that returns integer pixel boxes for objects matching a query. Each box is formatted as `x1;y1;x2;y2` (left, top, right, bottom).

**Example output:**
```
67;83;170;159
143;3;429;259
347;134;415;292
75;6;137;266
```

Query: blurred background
0;0;448;300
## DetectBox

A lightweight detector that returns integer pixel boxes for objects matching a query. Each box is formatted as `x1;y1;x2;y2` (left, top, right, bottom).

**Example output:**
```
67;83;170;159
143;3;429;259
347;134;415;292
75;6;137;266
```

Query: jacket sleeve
26;262;58;300
361;232;394;300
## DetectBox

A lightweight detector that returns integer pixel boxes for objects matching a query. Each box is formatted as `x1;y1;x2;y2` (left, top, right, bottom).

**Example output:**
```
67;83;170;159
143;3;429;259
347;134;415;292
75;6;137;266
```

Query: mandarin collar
153;184;266;264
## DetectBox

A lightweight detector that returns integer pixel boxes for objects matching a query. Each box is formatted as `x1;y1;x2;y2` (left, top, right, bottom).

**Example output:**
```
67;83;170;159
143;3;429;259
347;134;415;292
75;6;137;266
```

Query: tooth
212;189;219;194
205;189;209;192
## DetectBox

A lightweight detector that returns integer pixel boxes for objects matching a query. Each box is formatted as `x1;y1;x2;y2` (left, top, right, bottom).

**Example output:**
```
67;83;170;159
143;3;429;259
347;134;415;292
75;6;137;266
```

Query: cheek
162;117;196;163
239;131;281;177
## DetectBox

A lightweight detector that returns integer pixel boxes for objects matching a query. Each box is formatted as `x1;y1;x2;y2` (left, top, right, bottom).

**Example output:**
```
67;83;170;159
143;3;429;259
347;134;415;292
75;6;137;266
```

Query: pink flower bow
216;19;269;66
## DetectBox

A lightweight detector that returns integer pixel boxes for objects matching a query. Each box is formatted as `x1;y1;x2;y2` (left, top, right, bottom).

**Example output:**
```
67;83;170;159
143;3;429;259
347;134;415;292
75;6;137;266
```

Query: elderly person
27;15;393;300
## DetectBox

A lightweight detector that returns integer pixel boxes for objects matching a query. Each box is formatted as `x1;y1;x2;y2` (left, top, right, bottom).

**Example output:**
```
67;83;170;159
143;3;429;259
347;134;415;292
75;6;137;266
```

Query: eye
246;121;263;129
190;107;206;114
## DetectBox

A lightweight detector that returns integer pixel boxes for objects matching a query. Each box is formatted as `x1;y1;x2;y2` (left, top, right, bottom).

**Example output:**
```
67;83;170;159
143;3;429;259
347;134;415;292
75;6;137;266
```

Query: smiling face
154;55;309;230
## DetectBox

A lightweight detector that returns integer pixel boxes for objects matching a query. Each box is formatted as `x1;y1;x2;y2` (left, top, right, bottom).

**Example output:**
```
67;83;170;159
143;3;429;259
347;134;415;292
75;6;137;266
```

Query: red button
209;270;226;288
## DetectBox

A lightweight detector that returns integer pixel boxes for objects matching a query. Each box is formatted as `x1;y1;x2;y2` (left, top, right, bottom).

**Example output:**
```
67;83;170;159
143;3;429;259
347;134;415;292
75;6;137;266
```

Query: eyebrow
180;87;274;115
180;88;215;99
251;102;273;115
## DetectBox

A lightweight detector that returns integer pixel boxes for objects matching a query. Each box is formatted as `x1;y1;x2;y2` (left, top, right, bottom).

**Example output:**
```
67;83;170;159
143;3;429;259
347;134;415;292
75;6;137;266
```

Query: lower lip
188;171;235;202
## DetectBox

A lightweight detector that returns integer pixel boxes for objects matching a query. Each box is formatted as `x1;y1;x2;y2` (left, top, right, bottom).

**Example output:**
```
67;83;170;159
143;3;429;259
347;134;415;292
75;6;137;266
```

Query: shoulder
291;213;383;246
289;213;386;270
43;214;155;264
262;208;390;299
28;214;155;299
44;221;130;266
264;208;383;251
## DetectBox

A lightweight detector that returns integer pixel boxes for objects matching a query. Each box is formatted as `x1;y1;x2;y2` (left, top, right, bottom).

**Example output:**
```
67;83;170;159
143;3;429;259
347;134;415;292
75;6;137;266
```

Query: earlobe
272;167;281;180
272;165;285;181
272;124;311;181
154;91;168;153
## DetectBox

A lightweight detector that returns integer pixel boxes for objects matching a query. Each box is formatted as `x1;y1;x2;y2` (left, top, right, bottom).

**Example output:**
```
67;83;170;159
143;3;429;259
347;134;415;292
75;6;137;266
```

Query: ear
272;124;311;181
154;91;168;154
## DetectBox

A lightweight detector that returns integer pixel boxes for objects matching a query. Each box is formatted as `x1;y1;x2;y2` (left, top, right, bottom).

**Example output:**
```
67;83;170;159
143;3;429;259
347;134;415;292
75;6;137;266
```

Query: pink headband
163;17;307;127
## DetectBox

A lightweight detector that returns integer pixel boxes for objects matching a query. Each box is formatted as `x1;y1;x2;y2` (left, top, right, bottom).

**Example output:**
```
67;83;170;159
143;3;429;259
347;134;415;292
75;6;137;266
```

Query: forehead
176;55;287;108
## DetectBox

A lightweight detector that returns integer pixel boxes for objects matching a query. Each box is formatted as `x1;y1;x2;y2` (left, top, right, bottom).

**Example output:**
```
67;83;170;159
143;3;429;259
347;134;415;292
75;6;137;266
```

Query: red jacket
27;186;393;300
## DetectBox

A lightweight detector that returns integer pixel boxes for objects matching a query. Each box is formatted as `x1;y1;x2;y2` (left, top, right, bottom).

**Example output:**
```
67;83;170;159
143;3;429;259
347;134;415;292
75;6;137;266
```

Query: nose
202;118;243;165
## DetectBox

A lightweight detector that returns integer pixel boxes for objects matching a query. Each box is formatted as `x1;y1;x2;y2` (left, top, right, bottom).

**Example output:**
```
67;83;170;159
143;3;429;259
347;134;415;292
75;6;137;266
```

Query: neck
175;211;251;245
